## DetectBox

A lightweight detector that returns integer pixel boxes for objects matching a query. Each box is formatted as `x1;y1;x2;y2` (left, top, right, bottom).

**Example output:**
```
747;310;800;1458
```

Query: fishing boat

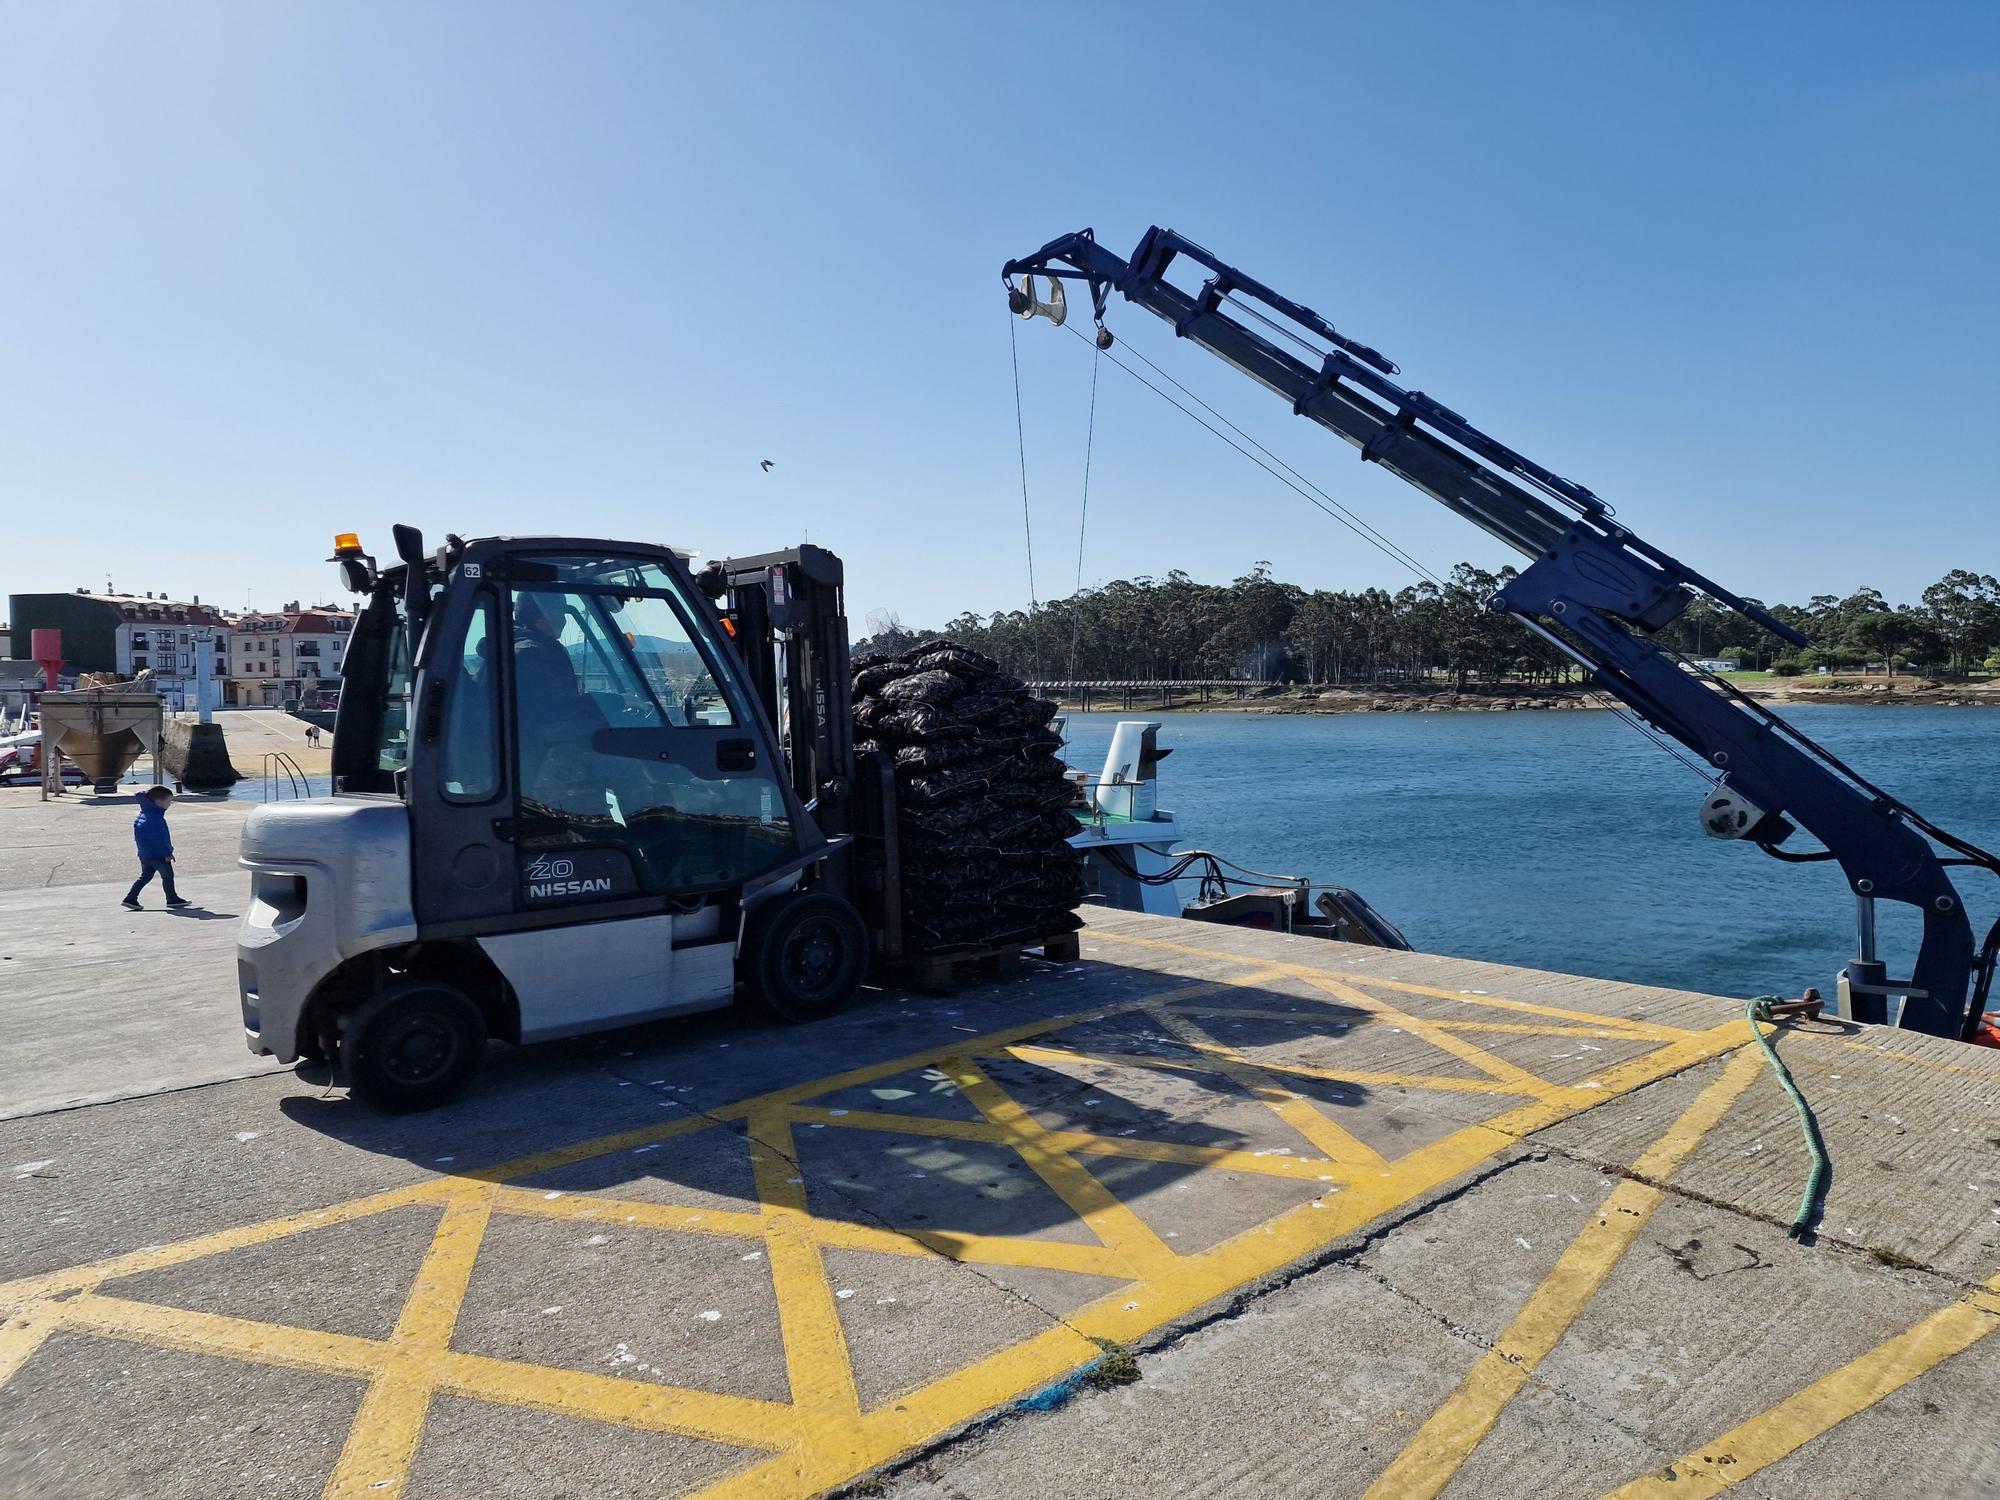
1064;719;1409;947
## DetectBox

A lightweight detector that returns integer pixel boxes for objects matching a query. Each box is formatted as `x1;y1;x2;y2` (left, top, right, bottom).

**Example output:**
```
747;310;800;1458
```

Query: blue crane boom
1002;226;1996;1040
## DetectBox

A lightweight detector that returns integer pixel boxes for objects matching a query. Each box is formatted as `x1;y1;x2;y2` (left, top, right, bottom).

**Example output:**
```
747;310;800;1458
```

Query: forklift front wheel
342;978;488;1113
743;892;869;1022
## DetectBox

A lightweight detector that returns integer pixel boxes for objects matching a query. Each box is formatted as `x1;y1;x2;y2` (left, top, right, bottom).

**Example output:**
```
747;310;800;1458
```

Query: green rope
1746;997;1831;1239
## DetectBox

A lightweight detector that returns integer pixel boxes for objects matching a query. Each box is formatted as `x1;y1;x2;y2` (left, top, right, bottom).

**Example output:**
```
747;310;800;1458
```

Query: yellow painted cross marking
0;963;1758;1500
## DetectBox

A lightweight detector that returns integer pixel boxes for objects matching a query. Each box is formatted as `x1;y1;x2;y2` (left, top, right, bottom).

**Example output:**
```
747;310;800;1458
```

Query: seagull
759;459;774;472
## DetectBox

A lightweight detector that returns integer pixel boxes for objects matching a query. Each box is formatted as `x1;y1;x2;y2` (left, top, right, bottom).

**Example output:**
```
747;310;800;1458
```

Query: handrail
262;751;309;801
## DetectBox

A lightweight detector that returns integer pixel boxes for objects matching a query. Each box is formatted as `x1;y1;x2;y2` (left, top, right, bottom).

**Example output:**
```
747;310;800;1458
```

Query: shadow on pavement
275;961;1372;1241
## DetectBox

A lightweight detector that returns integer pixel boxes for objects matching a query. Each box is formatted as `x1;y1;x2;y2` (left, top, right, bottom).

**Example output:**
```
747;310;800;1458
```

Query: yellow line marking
1089;928;1683;1038
790;1098;1343;1181
1308;973;1569;1102
0;1182;452;1305
56;1290;794;1451
498;1176;1133;1278
492;1186;771;1241
324;1188;495;1499
1363;1047;1767;1500
1013;1037;1547;1099
436;1347;797;1449
748;1106;863;1437
1600;1272;2000;1499
1145;1005;1393;1173
944;1056;1177;1277
0;1303;61;1385
1166;1006;1647;1041
1;973;1751;1500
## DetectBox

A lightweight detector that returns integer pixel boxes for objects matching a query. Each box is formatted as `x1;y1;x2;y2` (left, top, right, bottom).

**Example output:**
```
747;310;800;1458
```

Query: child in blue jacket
123;786;190;910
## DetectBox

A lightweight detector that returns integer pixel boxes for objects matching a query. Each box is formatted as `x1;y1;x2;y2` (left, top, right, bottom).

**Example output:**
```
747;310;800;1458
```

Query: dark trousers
126;857;180;903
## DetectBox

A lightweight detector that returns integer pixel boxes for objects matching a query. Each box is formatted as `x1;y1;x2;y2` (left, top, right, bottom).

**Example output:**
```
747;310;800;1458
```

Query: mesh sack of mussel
852;640;1084;954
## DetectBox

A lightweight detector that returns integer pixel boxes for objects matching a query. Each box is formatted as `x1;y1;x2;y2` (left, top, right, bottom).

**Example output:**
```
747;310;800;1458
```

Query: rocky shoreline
1058;679;2000;715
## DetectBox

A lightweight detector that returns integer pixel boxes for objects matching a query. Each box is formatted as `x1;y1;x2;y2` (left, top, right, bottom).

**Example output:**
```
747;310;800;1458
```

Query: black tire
342;978;487;1112
743;891;869;1022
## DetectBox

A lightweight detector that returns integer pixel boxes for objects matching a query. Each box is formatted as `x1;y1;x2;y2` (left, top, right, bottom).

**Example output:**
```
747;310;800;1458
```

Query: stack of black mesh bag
852;640;1084;955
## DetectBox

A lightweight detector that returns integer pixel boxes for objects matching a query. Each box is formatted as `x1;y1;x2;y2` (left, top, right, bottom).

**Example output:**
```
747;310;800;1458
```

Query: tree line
856;566;2000;687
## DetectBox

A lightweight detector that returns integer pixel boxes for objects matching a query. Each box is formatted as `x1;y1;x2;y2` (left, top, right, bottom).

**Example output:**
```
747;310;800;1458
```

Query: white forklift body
234;528;864;1111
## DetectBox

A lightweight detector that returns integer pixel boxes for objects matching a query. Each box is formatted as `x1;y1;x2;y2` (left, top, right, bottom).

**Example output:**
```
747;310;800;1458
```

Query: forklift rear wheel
343;978;488;1113
744;892;869;1022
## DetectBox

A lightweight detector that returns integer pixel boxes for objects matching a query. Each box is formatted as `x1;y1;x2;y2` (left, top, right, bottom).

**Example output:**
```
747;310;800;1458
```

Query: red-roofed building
228;602;355;706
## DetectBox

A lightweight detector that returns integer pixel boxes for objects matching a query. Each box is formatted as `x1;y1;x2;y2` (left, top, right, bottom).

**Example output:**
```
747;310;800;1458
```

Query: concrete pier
1;789;1995;1498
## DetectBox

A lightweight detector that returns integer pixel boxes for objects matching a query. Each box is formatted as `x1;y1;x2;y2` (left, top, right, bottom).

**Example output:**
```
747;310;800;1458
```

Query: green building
6;592;125;673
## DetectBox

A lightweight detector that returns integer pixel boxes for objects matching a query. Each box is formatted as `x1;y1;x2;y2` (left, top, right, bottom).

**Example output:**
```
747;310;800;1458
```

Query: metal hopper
37;689;165;793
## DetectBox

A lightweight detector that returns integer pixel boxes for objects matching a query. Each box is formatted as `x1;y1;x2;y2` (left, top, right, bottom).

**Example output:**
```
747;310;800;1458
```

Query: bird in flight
759;459;774;472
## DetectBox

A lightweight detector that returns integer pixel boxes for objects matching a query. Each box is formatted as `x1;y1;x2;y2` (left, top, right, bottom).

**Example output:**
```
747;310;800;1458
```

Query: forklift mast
698;545;855;830
697;545;895;939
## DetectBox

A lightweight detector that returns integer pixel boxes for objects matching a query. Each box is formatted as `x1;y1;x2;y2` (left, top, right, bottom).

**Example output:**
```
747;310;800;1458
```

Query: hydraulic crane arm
1002;226;1996;1040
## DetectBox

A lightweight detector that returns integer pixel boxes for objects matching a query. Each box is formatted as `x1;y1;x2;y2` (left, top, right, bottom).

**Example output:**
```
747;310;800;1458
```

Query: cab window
374;604;412;775
441;595;499;800
508;570;795;899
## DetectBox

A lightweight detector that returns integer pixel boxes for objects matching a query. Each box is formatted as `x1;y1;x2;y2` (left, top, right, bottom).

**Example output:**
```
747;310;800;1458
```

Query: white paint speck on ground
434;1156;455;1164
233;1131;261;1143
740;1250;763;1261
829;1108;850;1116
699;1310;722;1322
544;1191;564;1200
1513;1236;1533;1250
585;1235;611;1247
542;1306;563;1316
13;1161;53;1180
835;1289;855;1299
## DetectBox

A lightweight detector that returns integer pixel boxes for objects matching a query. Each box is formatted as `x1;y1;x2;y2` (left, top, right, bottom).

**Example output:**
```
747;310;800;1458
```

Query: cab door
502;561;804;914
409;549;805;936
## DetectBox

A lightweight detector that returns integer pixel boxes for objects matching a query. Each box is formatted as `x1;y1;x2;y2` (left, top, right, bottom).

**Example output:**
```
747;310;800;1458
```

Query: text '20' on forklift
1003;224;2000;1047
237;529;897;1110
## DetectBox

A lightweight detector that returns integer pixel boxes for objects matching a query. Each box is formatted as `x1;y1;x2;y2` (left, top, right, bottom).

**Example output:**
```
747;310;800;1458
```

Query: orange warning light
333;532;362;555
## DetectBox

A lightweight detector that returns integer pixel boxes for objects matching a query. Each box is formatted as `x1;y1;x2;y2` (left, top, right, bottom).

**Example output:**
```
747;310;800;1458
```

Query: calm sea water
1058;706;2000;1001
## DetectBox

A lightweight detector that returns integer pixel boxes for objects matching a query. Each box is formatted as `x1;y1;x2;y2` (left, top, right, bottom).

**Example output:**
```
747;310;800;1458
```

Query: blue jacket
133;794;174;860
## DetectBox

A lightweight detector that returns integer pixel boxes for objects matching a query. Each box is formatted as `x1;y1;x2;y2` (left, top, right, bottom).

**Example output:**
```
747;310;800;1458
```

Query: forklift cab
236;530;868;1111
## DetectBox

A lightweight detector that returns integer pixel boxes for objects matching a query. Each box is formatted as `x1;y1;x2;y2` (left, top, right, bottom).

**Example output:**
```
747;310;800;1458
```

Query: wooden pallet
881;930;1082;993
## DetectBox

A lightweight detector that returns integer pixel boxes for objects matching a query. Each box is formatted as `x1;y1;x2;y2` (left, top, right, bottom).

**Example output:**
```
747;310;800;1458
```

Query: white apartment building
109;594;232;709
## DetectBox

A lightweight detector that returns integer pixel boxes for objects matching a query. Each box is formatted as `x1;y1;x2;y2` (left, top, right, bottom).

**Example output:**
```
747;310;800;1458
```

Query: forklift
237;526;888;1111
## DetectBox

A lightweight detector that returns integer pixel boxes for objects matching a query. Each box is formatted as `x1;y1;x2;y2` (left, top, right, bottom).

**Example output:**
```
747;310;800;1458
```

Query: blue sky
3;3;1995;629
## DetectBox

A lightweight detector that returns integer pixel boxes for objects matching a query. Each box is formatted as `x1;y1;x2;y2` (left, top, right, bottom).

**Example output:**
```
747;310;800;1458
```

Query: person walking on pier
122;786;190;910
